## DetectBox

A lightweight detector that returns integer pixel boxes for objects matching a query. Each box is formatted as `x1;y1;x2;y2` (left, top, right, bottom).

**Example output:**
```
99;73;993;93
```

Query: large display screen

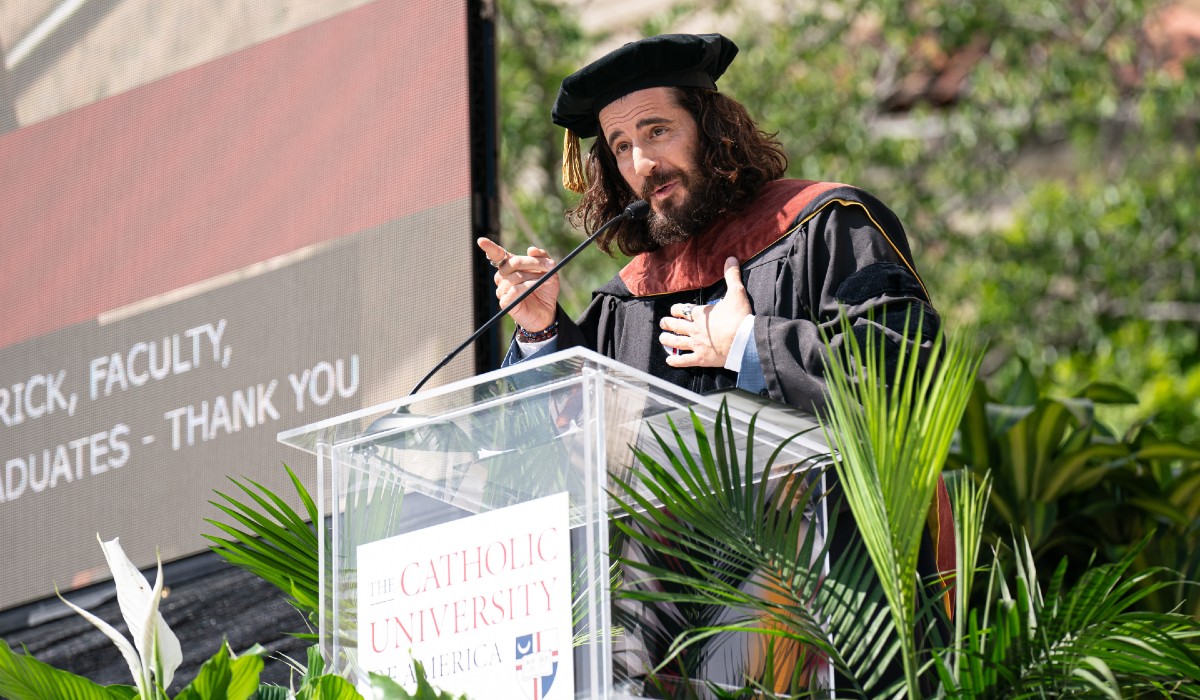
0;0;487;611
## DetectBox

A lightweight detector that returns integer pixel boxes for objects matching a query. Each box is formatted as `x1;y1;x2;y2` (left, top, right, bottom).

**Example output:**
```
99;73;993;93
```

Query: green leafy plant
205;464;321;633
0;637;138;700
937;534;1200;698
950;362;1200;616
820;318;981;695
610;323;1200;697
199;444;480;694
256;646;469;700
60;536;184;699
0;536;265;700
365;662;471;700
0;536;472;699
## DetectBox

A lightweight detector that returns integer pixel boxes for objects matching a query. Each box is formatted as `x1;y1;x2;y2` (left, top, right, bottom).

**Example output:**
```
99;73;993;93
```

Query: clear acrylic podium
278;347;829;698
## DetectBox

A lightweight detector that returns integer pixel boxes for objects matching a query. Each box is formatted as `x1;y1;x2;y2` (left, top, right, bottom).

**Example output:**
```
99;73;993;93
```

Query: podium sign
356;492;573;696
279;348;828;697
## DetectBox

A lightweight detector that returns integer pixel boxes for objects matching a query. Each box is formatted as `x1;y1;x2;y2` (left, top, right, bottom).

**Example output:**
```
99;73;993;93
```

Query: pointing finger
477;238;512;268
477;237;507;258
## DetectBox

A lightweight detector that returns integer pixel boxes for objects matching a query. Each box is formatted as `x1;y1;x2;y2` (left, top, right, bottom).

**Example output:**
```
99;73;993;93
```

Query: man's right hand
477;238;560;333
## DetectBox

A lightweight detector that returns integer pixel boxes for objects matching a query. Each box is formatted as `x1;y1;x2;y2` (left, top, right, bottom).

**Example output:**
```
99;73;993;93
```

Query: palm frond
942;469;992;683
606;315;1200;697
611;404;911;697
820;312;980;695
944;534;1200;697
204;463;321;631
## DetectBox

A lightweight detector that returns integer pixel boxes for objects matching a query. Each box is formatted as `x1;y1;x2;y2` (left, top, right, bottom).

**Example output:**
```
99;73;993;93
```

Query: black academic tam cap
553;33;738;139
553;33;738;192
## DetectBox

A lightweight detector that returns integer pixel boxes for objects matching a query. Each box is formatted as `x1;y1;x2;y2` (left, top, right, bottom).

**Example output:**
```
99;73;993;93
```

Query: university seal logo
514;629;560;699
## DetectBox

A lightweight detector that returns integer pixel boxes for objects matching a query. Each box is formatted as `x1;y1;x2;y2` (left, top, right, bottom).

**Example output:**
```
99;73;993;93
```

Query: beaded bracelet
515;321;559;343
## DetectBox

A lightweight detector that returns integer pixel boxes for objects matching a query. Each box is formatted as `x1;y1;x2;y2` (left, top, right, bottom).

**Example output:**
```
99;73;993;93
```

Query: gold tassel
562;130;586;193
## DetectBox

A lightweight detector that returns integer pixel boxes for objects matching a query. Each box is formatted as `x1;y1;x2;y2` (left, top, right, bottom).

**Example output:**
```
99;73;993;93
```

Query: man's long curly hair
568;86;788;256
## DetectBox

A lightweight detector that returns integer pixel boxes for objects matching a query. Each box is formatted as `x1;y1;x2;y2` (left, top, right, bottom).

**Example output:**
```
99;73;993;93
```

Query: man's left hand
659;257;752;368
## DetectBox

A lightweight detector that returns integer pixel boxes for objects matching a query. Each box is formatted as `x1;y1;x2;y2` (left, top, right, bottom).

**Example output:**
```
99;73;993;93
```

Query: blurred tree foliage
495;0;609;317
495;0;1200;439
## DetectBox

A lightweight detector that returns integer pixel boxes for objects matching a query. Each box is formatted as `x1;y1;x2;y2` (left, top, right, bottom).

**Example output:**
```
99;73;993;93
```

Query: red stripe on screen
0;0;470;348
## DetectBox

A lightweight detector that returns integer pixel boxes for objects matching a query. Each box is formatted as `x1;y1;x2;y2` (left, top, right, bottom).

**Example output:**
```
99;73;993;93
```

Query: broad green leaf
985;403;1035;438
301;645;325;686
1135;441;1200;462
1039;443;1129;500
367;673;423;699
296;675;361;700
0;639;137;700
175;642;264;700
173;645;231;700
1075;382;1138;405
1002;359;1039;407
251;686;292;700
1126;496;1193;528
1167;469;1200;518
957;380;994;471
365;663;471;699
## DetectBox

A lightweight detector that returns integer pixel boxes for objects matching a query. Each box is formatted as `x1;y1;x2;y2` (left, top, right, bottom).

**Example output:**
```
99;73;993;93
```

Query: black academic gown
510;179;955;576
534;180;955;688
551;179;940;413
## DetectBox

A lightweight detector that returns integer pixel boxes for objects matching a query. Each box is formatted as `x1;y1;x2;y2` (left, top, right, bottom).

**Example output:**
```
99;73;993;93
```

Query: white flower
57;535;183;698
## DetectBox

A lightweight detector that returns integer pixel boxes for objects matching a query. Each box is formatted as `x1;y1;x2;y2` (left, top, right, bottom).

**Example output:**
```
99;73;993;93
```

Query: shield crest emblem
514;628;560;699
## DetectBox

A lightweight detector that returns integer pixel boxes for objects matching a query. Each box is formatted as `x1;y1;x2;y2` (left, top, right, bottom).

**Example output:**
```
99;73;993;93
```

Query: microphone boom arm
407;200;650;396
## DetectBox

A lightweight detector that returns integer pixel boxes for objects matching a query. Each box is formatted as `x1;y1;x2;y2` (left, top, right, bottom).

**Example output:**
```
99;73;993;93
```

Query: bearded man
479;33;938;408
479;34;954;693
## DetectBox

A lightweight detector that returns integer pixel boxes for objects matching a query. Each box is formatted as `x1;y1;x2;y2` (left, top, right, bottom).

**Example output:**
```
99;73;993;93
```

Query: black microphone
407;200;651;396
